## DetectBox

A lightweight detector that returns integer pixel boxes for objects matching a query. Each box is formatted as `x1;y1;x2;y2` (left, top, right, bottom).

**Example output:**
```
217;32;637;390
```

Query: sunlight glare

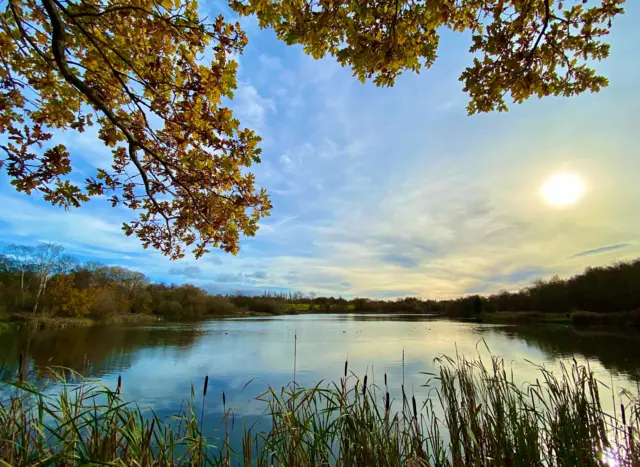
540;173;585;206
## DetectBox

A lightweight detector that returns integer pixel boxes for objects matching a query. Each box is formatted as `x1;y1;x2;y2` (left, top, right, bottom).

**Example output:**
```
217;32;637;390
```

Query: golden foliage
0;0;625;258
231;0;625;113
1;0;271;259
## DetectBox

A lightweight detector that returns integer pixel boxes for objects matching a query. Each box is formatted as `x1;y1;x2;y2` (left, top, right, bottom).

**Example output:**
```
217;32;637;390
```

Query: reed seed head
412;395;417;420
18;352;24;383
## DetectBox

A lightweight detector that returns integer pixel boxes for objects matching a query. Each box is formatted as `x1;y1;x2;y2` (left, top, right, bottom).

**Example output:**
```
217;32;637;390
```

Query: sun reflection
601;447;620;466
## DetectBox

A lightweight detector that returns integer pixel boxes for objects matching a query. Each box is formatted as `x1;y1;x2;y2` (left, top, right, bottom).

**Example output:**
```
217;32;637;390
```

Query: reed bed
1;354;638;466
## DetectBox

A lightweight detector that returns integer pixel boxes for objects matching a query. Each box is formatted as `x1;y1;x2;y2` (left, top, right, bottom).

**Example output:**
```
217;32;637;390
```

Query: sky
1;2;639;300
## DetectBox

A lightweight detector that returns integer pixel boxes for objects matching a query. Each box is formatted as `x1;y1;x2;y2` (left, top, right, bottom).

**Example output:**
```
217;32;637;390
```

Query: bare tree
6;244;35;308
31;244;75;314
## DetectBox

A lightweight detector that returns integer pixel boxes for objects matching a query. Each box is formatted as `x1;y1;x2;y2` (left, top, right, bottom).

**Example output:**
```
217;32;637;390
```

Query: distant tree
130;289;153;314
473;295;484;315
47;273;93;317
89;286;122;317
352;298;371;312
5;244;35;307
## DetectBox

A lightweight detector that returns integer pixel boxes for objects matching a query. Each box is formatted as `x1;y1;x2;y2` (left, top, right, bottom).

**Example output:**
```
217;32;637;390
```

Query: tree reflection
0;324;204;381
477;324;640;378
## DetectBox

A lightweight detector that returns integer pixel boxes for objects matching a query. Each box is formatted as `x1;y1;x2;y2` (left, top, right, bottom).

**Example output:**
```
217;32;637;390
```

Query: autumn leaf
1;0;272;259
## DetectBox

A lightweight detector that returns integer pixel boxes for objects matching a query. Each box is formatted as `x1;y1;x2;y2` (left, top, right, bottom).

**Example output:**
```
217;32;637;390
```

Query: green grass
1;355;638;466
282;303;312;313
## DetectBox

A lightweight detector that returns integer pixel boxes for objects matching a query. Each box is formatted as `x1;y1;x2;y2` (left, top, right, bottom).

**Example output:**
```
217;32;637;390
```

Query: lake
2;314;639;442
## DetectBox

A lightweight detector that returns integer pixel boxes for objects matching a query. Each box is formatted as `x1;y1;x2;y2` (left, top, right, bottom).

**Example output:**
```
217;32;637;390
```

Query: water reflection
477;324;640;379
1;315;638;426
0;323;206;380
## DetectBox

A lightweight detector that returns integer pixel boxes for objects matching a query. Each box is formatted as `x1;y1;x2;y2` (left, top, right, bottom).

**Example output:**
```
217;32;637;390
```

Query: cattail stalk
18;352;24;384
200;375;209;437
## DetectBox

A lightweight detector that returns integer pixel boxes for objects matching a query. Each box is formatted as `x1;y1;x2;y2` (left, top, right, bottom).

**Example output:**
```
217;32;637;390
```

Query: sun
540;173;585;206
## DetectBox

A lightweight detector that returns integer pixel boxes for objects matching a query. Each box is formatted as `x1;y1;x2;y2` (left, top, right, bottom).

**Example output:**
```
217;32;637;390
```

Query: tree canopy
235;0;625;113
0;0;625;258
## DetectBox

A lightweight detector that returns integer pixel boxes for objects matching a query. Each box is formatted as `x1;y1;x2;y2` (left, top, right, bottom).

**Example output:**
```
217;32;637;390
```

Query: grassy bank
1;356;638;466
478;311;571;324
8;312;163;330
478;310;640;326
571;310;640;327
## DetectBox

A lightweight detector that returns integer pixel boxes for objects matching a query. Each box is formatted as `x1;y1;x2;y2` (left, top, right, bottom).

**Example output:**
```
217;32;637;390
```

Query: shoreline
0;309;283;331
475;310;640;327
2;309;639;332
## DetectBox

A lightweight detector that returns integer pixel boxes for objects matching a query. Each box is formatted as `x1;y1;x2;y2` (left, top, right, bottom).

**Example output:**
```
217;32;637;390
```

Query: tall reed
1;355;638;466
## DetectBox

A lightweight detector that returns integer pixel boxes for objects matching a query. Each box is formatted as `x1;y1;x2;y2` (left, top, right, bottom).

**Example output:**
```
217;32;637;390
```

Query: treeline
307;260;640;318
434;259;640;317
2;243;639;322
0;243;283;320
0;243;430;320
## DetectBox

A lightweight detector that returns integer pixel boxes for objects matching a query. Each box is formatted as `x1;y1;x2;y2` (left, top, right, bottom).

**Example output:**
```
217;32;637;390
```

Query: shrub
205;296;239;315
156;300;183;318
246;298;283;315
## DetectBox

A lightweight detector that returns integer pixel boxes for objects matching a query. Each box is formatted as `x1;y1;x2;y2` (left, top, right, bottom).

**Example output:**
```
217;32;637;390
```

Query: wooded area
2;243;639;323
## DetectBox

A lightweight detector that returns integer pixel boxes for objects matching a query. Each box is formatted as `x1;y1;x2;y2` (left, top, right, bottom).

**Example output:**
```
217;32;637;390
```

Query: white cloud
233;83;276;129
258;54;282;71
279;153;293;169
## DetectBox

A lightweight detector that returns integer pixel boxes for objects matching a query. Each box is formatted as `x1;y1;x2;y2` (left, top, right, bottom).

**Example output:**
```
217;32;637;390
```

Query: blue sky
1;2;639;299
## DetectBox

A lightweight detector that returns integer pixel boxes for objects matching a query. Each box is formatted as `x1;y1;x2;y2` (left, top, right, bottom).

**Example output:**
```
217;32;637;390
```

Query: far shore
2;308;640;333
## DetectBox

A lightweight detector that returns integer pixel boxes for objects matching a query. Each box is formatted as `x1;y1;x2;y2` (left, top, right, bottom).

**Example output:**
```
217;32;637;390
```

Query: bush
89;287;122;318
205;296;239;315
246;298;283;315
156;300;183;318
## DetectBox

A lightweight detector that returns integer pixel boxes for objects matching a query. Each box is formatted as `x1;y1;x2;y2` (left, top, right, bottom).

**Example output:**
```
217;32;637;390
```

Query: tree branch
40;0;170;222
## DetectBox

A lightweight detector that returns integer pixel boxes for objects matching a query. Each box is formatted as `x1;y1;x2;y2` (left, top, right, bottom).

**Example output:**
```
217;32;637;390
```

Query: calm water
2;314;640;438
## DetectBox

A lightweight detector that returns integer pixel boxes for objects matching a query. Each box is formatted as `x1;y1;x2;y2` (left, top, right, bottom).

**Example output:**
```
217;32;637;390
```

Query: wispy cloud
569;243;632;259
215;271;269;284
169;266;203;279
379;254;421;269
233;82;275;130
